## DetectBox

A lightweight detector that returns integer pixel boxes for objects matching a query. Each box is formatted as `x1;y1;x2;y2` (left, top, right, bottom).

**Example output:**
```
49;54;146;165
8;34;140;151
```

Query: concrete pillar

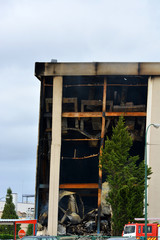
48;76;63;235
147;76;160;218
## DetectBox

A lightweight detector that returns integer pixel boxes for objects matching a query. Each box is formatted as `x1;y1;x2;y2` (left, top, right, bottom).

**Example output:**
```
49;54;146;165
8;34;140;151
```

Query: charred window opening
107;76;147;110
60;141;99;183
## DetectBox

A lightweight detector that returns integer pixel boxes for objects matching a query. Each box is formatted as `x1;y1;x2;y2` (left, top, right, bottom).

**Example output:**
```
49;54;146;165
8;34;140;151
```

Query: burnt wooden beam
44;112;146;120
64;84;104;87
107;84;147;87
64;84;147;88
61;153;98;160
62;112;102;117
97;77;107;233
59;183;99;189
62;138;100;141
45;83;147;88
44;84;53;87
62;112;146;117
113;105;145;112
106;112;146;116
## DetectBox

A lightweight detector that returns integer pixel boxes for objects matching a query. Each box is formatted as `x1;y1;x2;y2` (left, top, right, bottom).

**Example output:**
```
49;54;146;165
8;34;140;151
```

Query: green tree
26;224;33;236
0;188;20;234
100;116;152;236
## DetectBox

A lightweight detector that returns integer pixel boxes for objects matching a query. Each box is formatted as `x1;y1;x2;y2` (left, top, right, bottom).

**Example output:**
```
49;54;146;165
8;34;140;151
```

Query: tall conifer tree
100;116;152;235
0;188;20;234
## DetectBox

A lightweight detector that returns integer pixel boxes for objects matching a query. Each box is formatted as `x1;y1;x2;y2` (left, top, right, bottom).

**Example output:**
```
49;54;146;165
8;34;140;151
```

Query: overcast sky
0;0;160;202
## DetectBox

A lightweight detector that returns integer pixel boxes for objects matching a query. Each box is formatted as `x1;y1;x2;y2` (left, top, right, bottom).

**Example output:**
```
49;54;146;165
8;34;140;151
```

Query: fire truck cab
123;223;160;239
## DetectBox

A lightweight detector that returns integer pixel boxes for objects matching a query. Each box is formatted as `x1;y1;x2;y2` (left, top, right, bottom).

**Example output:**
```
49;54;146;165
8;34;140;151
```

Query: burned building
34;62;160;235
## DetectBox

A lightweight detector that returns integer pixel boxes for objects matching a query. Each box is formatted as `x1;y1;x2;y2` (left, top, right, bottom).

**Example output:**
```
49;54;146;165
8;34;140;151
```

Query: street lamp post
144;123;160;240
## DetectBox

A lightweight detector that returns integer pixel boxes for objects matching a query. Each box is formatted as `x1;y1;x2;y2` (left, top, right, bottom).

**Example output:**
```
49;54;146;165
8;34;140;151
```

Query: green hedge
0;233;14;239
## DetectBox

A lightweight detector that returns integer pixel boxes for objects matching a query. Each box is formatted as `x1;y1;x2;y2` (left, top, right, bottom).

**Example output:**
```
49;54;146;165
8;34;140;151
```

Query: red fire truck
122;223;160;239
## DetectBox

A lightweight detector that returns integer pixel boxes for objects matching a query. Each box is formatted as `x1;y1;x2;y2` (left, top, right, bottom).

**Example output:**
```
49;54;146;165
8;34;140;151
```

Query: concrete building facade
35;62;160;235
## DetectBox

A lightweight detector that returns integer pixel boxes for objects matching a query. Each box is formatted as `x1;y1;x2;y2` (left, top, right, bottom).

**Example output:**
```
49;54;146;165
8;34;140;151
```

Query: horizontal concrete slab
35;62;160;79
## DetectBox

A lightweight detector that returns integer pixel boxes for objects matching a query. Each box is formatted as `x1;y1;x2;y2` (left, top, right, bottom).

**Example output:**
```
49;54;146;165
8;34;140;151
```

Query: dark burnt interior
36;75;148;225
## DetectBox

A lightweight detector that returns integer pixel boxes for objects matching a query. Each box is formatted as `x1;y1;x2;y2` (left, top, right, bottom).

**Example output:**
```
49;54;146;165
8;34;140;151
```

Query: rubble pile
38;183;111;236
58;209;111;235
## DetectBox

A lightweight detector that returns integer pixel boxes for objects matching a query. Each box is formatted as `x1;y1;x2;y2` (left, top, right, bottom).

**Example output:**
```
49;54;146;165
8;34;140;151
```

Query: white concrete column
147;76;160;218
48;76;63;235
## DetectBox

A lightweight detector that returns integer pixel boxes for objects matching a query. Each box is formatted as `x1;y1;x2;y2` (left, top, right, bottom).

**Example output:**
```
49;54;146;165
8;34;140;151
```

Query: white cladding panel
147;77;160;218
